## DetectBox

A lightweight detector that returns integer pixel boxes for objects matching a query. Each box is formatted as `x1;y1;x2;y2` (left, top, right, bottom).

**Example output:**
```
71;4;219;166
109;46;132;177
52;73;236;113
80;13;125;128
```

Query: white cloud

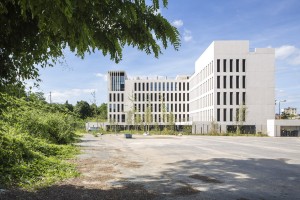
275;45;300;66
183;29;193;42
95;73;108;81
172;19;184;28
275;45;297;60
51;88;97;104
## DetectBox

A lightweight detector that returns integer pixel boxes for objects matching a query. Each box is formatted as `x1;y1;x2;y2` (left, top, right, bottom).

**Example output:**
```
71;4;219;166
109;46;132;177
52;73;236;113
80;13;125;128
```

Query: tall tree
74;101;92;119
0;0;180;87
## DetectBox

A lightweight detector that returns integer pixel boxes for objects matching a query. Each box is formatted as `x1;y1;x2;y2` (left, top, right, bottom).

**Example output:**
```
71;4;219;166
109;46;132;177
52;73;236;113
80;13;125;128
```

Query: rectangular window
217;76;220;88
236;108;239;121
179;82;181;91
236;92;239;105
155;104;157;112
179;104;181;112
230;92;233;105
217;92;220;105
230;76;233;88
167;93;169;101
236;59;239;72
117;94;120;101
243;92;246;105
223;59;226;72
155;93;157;101
150;82;153;91
183;82;185;91
223;92;227;105
109;93;112;101
159;83;161;91
242;76;246;88
236;76;239;88
187;83;189;91
187;93;189;101
142;83;145;91
134;83;137;91
217;109;220;122
183;93;185;101
230;108;233;121
223;109;227;122
223;76;227;89
121;94;124;101
175;93;177;101
230;59;233;72
179;93;181;101
175;104;177;112
154;83;157;91
217;59;220;72
242;108;246;121
163;82;165;91
171;93;173;101
167;82;169;91
242;59;246;72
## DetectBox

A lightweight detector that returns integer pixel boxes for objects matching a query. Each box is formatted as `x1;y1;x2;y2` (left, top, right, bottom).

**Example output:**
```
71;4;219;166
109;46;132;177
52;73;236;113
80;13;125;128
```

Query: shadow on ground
1;158;300;200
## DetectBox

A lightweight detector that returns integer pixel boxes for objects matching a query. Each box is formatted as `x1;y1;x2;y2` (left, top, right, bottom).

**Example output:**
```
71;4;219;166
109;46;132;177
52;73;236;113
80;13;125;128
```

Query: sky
28;0;300;113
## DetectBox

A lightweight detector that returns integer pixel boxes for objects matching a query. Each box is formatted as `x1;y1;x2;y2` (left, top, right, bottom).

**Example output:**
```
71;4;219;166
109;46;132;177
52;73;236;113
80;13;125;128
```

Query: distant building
107;40;275;134
283;107;297;116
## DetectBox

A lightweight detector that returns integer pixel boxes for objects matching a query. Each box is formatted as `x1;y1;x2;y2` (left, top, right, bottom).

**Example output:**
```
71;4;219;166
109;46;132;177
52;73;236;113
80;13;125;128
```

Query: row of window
217;59;246;73
109;104;124;113
189;60;214;90
217;92;246;105
134;92;189;102
134;81;189;92
109;93;124;102
109;72;125;91
190;93;214;110
133;103;189;113
217;108;246;122
217;75;246;89
109;114;190;123
190;77;214;100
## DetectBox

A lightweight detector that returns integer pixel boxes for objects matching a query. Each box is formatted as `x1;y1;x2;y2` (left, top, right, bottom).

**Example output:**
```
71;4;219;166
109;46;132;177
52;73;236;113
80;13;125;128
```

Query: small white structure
267;119;300;137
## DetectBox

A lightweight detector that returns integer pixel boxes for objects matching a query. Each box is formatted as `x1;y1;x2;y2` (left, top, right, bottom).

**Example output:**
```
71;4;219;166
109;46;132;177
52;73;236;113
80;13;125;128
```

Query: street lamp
278;100;286;119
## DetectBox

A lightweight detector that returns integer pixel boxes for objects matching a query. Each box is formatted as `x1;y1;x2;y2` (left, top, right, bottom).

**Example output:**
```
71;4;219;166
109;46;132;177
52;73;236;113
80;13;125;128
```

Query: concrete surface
78;134;300;200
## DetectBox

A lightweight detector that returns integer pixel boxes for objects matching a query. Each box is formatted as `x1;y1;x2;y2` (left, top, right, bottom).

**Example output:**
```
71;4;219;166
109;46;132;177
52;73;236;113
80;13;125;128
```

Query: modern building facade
107;40;275;133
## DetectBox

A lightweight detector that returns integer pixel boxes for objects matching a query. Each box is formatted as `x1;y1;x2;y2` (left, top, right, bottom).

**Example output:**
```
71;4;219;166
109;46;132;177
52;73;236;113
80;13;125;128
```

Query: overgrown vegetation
0;92;83;189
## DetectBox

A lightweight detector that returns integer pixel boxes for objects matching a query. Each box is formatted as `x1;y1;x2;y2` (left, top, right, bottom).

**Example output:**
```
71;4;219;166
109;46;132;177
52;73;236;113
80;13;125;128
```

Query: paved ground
2;134;300;200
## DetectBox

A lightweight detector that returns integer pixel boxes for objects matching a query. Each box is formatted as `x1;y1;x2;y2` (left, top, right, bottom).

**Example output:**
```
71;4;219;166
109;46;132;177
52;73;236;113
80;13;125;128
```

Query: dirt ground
1;134;300;200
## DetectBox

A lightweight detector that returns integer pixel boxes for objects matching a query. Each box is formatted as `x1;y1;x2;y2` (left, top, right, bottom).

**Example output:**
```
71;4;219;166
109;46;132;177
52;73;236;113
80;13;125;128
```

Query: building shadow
1;158;300;200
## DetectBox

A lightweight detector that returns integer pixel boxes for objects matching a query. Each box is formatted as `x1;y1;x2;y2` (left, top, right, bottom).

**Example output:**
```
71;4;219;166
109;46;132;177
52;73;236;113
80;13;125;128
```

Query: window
230;92;233;105
171;93;173;101
134;83;137;91
146;83;149;91
230;76;233;88
223;109;227;122
167;82;169;91
159;83;161;91
150;82;153;91
242;76;246;88
179;104;181;112
163;82;165;91
217;109;220;122
236;59;239;72
230;108;233;121
217;76;220;88
121;94;124;101
236;76;239;88
243;92;246;105
217;92;220;105
138;83;141;91
183;93;185;101
223;76;227;89
179;93;181;101
175;93;177;101
138;93;141;101
167;93;169;101
236;92;239;105
242;59;246;72
179;82;181;91
223;92;227;105
230;59;233;72
187;83;189;91
223;59;226;72
154;83;157;91
217;59;220;72
183;82;185;91
236;108;239;121
109;93;112;101
142;83;145;91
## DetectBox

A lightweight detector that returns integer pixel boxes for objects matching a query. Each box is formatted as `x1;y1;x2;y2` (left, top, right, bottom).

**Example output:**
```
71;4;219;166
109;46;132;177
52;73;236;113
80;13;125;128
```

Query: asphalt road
78;134;300;200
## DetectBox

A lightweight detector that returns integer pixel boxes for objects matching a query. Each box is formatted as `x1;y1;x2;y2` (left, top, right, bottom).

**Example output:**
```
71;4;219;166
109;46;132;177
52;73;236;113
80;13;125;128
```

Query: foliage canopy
0;0;180;86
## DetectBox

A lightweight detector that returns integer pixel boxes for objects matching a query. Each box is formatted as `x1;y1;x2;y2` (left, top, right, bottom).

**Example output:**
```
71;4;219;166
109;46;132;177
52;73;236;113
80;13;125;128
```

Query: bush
0;93;81;189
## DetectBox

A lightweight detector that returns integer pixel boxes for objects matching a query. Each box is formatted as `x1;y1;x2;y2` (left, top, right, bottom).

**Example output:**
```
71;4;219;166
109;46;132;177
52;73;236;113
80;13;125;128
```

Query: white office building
107;40;276;134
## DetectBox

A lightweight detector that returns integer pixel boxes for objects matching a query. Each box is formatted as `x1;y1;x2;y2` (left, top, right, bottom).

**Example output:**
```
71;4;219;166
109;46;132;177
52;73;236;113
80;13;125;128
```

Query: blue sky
29;0;300;113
